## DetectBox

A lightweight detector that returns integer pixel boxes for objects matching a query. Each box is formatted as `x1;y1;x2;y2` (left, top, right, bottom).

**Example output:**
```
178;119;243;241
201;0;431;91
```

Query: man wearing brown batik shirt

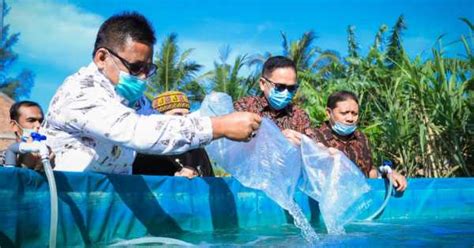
234;56;314;145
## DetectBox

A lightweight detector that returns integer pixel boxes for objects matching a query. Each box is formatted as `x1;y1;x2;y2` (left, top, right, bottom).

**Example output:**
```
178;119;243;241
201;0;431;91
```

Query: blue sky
5;0;474;110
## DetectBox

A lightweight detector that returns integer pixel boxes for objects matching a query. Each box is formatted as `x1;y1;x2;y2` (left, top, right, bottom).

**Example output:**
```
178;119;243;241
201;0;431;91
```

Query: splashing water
287;201;319;243
206;117;319;242
198;92;370;240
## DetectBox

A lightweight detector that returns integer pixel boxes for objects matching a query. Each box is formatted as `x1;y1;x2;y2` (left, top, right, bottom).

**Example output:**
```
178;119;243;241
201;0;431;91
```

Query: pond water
112;218;474;247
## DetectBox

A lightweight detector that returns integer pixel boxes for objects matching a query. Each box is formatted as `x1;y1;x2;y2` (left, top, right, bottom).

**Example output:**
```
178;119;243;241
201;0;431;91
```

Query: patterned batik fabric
312;121;374;177
43;62;213;175
233;95;316;139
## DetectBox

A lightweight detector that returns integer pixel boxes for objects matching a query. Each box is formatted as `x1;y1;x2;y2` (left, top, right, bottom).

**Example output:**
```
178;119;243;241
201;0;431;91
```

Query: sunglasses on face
102;47;157;78
262;76;299;92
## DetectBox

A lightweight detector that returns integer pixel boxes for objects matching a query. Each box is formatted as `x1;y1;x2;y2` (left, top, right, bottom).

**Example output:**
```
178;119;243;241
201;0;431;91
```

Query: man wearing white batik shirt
43;12;261;175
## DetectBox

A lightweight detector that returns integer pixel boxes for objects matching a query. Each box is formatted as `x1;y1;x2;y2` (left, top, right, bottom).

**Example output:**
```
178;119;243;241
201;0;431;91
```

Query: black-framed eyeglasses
102;47;157;78
262;76;299;92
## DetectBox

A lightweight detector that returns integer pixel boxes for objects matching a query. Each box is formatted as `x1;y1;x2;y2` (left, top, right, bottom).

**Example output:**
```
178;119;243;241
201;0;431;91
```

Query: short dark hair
262;56;297;78
92;11;156;57
10;101;43;122
327;91;359;109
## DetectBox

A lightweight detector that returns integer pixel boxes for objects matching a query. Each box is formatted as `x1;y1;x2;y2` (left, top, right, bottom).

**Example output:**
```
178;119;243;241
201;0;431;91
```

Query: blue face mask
268;88;294;110
115;71;147;106
20;128;36;142
331;121;357;136
13;121;36;142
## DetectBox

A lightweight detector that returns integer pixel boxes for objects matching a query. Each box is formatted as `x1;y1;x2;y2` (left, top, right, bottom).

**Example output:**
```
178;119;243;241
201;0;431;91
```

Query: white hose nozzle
378;165;392;175
19;141;49;159
19;142;42;153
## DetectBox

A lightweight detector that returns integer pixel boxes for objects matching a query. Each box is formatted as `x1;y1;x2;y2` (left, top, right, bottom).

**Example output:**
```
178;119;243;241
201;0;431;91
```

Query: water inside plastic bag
299;135;371;234
196;92;370;238
197;92;318;241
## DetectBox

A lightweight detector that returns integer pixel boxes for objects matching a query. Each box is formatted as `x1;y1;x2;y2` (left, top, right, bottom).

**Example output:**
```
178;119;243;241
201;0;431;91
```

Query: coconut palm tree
249;31;341;77
282;31;341;73
146;33;204;99
207;46;259;101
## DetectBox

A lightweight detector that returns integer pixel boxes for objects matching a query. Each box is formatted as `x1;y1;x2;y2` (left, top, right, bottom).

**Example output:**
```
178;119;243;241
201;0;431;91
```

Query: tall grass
149;18;473;178
297;18;473;177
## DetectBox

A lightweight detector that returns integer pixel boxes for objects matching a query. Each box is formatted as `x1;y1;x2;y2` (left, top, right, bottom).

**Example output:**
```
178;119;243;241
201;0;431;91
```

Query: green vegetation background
146;16;473;178
2;5;472;178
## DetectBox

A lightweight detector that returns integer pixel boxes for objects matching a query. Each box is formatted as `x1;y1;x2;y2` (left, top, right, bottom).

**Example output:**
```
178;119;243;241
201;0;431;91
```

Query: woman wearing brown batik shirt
313;91;407;192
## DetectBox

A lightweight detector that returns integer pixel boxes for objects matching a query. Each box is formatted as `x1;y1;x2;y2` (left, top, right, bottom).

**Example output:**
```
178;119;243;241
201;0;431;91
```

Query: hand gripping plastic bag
196;92;302;208
196;93;318;242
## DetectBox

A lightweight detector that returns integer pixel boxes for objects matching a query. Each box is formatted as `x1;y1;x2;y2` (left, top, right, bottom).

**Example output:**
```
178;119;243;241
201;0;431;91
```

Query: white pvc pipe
24;141;58;248
42;157;58;248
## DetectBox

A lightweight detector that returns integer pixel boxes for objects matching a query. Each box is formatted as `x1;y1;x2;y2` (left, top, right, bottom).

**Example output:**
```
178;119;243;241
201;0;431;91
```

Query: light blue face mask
331;121;357;136
20;128;36;142
268;88;294;110
115;71;147;106
14;121;36;142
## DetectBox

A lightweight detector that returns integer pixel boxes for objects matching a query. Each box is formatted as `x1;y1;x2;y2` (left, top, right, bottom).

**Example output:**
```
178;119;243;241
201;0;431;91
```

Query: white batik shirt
43;62;213;174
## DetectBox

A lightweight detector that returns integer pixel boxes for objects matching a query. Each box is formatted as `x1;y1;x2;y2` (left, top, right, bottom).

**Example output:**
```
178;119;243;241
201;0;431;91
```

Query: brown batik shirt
234;95;315;139
312;121;374;177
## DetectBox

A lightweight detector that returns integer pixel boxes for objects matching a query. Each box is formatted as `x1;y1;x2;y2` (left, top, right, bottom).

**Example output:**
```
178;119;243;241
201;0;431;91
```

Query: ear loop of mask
13;120;37;142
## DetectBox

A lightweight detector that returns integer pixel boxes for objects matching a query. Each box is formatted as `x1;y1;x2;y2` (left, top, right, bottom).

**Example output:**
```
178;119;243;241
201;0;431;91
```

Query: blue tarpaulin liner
0;168;474;247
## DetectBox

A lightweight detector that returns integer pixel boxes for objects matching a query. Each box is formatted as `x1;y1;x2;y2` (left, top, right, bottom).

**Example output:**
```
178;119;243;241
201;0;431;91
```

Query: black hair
327;90;359;109
92;11;156;57
262;56;297;78
9;101;43;122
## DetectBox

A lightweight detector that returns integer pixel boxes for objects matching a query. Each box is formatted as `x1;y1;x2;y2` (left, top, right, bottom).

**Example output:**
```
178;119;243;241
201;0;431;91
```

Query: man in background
234;56;314;146
1;101;55;169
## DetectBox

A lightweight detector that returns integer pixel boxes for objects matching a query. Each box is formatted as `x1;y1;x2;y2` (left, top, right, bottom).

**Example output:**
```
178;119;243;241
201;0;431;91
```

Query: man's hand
174;167;198;179
211;112;262;141
282;129;302;146
21;146;55;171
388;171;407;192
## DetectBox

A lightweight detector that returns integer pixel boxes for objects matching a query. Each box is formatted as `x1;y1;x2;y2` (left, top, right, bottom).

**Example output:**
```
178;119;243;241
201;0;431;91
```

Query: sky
4;0;474;110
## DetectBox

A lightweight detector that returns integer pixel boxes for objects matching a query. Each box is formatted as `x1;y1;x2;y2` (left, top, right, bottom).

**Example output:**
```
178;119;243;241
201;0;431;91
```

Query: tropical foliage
297;16;473;178
146;33;205;101
206;46;260;101
148;16;473;178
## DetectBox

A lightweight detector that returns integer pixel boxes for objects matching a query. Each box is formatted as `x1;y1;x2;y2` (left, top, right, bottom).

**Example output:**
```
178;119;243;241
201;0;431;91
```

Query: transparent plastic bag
196;92;370;236
197;92;302;208
191;92;235;166
192;91;234;117
197;92;317;241
298;135;371;234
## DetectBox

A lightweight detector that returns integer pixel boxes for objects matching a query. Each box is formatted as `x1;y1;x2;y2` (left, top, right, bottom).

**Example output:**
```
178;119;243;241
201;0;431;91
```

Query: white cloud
6;0;104;71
